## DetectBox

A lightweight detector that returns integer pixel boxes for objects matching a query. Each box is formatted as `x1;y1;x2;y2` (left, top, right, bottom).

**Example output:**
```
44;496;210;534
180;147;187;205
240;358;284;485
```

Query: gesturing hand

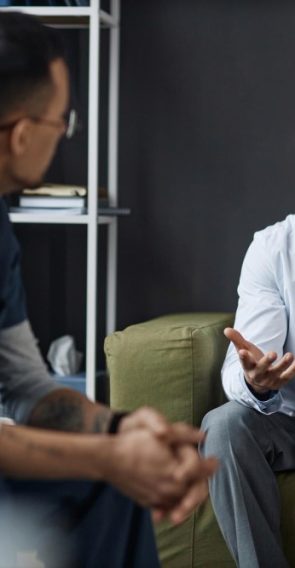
224;327;295;394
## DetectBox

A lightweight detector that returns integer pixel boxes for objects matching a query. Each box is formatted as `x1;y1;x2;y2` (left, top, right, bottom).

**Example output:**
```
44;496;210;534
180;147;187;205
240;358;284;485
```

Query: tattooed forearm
28;394;84;432
28;389;114;434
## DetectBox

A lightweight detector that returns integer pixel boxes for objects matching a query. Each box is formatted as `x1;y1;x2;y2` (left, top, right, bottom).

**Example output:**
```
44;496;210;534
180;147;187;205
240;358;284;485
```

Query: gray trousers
201;401;295;568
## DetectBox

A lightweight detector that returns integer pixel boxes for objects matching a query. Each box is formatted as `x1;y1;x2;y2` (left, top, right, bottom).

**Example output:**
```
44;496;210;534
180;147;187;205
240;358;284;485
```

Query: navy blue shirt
0;198;26;329
0;199;59;423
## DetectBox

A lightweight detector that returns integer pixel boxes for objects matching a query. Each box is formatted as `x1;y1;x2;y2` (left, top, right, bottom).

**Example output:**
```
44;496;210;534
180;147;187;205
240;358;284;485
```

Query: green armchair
105;313;295;568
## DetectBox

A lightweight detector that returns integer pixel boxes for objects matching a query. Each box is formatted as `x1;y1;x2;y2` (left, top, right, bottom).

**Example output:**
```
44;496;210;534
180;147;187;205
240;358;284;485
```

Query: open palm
224;328;295;393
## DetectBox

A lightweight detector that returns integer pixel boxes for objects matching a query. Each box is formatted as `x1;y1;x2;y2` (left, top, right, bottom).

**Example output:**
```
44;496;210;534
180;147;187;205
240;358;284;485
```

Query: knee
200;401;259;458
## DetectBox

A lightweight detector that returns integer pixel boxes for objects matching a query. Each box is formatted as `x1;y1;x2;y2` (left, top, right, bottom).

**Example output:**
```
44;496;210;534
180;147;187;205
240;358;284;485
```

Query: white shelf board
9;212;115;225
1;6;90;16
0;7;118;27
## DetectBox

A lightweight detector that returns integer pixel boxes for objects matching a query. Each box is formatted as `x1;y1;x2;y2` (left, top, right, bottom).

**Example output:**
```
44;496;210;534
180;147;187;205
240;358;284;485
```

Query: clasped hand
108;407;218;525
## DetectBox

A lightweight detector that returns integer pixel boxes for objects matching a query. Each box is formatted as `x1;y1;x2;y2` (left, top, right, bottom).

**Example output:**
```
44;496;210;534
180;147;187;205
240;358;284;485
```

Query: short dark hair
0;11;65;121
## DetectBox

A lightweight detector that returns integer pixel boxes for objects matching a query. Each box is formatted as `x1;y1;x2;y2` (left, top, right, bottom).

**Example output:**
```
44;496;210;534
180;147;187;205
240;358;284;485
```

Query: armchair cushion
105;313;233;426
105;312;295;567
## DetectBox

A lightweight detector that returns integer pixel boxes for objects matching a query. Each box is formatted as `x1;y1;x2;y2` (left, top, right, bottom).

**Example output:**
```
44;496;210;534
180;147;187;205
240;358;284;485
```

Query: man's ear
10;119;32;157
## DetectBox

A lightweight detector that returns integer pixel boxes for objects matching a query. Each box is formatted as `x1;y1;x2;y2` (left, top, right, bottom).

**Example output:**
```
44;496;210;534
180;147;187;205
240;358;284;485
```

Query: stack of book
18;184;87;214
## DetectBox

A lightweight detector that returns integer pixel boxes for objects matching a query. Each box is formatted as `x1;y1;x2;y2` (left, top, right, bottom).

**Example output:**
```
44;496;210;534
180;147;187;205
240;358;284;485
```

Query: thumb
224;327;251;351
119;407;169;437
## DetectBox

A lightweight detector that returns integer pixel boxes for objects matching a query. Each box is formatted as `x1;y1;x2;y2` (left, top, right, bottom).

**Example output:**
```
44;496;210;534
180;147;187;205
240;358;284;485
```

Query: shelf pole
106;0;120;336
86;0;100;400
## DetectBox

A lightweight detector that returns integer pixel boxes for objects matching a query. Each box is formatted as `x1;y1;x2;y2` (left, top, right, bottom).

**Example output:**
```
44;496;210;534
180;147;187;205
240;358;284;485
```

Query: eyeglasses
0;109;80;140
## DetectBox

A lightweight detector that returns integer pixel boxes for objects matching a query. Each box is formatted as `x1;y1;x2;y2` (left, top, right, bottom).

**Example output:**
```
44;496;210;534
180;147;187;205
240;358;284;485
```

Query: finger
271;352;293;369
174;450;218;484
152;508;167;523
267;353;294;378
249;359;294;391
254;352;277;376
161;423;205;446
280;360;295;380
238;349;257;371
168;480;209;525
224;328;251;350
120;407;169;436
173;446;199;484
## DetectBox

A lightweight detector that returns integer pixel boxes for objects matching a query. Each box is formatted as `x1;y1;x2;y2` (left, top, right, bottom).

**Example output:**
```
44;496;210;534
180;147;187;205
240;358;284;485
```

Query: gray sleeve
0;319;61;423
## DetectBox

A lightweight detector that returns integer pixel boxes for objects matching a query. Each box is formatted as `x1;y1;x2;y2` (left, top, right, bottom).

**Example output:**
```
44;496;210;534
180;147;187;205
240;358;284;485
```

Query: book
16;184;113;210
22;183;87;198
19;195;85;209
10;206;86;216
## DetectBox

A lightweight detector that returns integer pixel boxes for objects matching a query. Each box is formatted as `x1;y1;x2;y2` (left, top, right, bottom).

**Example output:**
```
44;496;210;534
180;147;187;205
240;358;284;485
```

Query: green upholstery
105;313;295;568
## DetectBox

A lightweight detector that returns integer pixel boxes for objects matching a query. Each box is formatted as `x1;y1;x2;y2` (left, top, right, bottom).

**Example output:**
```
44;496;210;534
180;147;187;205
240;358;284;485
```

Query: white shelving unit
3;0;121;400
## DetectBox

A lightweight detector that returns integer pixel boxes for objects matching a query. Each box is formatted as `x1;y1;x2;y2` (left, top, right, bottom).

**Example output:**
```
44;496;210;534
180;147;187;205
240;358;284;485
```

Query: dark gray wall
117;0;295;328
15;1;295;366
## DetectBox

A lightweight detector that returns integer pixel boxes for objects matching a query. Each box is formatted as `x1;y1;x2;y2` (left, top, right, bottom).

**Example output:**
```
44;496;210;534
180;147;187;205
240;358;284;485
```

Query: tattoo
28;390;114;434
93;408;113;433
28;395;84;433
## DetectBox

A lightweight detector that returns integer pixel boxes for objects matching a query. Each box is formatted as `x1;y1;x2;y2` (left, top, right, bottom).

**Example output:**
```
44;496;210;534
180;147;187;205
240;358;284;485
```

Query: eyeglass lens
66;109;78;139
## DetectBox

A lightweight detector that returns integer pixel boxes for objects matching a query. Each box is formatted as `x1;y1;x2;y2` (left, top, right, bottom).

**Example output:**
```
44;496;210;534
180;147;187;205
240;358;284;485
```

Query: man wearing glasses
0;107;79;139
0;11;217;567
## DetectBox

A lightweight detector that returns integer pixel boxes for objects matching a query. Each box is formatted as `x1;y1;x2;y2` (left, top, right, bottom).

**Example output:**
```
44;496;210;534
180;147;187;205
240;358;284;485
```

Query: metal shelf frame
0;6;118;28
4;0;121;400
